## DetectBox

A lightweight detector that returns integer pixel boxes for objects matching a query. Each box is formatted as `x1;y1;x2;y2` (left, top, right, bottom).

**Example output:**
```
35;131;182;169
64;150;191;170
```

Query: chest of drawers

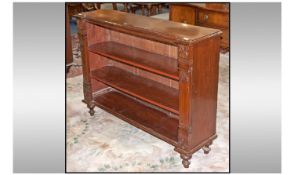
170;3;229;52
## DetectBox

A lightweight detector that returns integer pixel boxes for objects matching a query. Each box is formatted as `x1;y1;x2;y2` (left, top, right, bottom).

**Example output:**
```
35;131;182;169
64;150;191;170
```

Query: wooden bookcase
75;10;222;168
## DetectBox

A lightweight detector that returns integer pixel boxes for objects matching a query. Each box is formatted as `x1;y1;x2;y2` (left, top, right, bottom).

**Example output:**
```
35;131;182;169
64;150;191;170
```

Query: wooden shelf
94;89;178;145
88;41;179;80
91;66;179;114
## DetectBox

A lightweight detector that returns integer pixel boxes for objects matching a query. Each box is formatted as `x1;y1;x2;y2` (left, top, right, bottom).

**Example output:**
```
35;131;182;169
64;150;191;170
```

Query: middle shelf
88;41;179;80
91;66;179;114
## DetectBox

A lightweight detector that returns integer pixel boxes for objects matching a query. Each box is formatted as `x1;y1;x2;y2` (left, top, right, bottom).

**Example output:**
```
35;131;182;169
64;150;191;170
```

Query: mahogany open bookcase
75;10;222;168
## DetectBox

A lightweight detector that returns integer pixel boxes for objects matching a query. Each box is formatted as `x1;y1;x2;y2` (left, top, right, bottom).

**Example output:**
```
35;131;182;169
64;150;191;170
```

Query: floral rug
66;51;229;172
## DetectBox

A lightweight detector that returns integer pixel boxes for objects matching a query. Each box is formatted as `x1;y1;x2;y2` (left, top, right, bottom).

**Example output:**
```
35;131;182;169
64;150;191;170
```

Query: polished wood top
74;10;221;44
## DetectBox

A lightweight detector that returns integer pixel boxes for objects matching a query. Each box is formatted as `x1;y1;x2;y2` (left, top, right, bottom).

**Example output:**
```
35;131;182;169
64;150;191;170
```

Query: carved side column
175;44;193;168
77;18;95;116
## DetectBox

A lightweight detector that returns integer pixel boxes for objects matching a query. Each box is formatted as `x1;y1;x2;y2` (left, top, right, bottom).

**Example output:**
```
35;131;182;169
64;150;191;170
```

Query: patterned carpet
66;45;229;172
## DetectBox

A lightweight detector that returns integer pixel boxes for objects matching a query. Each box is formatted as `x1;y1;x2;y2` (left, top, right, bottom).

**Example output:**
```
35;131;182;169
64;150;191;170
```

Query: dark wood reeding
177;44;194;151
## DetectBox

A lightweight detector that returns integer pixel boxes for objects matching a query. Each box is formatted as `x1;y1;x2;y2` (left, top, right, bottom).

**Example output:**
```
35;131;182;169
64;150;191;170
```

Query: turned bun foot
202;145;211;154
87;103;95;116
202;141;213;154
180;154;192;168
89;108;95;116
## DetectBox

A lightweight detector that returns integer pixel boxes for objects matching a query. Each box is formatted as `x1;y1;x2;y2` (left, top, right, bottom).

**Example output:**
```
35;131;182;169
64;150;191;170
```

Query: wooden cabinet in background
75;10;221;168
170;3;230;52
169;5;196;25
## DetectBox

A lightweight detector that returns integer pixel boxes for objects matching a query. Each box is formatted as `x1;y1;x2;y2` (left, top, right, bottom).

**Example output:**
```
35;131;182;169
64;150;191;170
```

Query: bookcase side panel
189;36;220;147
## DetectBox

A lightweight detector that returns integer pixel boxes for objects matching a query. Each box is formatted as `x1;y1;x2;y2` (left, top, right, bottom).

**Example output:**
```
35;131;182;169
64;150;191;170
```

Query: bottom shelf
93;89;179;145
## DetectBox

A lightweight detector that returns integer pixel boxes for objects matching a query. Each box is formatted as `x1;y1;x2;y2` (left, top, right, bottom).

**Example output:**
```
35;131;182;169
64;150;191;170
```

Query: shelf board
88;41;179;80
91;66;179;114
94;89;179;145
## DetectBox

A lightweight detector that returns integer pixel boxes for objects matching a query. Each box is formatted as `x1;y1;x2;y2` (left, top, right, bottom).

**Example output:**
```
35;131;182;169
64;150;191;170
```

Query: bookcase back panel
86;23;177;59
136;69;179;90
86;23;179;92
109;30;178;59
89;53;110;92
86;22;110;46
89;53;179;91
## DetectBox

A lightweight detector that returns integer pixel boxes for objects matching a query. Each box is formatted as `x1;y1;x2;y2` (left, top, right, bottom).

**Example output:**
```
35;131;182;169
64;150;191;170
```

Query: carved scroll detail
179;68;192;83
178;44;194;149
178;45;189;59
178;45;193;83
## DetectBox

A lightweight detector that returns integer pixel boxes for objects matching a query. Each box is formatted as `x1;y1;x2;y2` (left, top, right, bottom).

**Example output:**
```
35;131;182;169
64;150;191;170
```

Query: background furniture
75;10;221;168
169;3;229;52
66;3;128;73
94;3;129;12
131;3;164;16
66;3;86;73
67;3;84;17
66;3;75;72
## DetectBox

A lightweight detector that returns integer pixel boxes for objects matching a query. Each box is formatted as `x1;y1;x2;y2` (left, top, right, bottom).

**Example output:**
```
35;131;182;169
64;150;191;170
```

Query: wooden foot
87;103;95;116
180;154;192;168
202;141;212;154
202;145;211;154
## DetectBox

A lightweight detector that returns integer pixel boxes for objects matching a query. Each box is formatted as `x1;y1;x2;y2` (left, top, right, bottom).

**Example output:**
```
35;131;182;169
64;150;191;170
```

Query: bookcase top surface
75;10;222;44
